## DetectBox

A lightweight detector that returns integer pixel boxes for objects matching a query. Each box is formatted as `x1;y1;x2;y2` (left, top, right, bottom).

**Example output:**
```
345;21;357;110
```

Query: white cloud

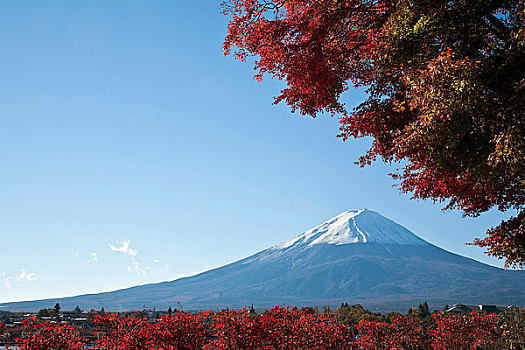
87;252;98;264
143;266;151;276
1;271;10;288
153;259;160;263
109;240;148;277
128;263;150;277
109;240;139;257
109;241;131;254
16;269;36;282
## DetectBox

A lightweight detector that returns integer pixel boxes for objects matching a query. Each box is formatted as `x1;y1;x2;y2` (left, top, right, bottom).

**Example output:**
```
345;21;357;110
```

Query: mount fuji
2;209;525;311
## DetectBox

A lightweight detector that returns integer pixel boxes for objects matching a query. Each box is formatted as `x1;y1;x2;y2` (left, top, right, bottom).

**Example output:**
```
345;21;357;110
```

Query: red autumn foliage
155;311;210;350
2;307;524;349
206;308;268;349
222;0;525;267
430;312;504;350
259;306;352;349
355;316;429;350
93;314;155;350
13;316;87;350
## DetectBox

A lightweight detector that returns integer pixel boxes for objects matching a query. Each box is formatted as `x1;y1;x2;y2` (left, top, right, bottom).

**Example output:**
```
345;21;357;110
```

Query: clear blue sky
0;0;513;303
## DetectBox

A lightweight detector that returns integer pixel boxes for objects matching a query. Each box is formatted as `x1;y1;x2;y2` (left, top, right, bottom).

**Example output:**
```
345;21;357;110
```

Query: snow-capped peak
273;209;428;250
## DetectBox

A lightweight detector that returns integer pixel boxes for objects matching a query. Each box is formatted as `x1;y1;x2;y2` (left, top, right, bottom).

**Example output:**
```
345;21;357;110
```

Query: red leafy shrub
261;306;352;349
387;316;429;350
205;309;268;349
206;306;352;350
430;312;504;350
154;311;211;350
355;312;508;350
14;316;87;350
355;320;393;350
92;314;155;350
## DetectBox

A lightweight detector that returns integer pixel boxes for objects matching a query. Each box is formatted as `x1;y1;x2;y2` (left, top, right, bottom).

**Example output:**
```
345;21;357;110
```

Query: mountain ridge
1;210;524;312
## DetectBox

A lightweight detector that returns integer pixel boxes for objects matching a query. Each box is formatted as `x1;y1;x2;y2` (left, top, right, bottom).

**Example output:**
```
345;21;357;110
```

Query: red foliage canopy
223;0;525;267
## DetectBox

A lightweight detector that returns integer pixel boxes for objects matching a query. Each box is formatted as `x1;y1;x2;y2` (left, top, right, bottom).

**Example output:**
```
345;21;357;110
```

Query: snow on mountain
273;209;428;250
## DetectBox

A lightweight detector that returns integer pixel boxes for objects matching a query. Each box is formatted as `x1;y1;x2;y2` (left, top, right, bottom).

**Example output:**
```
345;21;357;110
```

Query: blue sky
0;0;513;304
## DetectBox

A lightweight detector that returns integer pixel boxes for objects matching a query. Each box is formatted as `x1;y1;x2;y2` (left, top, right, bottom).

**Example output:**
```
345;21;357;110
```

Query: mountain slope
2;209;524;311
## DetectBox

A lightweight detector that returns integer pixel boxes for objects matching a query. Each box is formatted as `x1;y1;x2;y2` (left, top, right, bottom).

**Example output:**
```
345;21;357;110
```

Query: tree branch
484;13;511;42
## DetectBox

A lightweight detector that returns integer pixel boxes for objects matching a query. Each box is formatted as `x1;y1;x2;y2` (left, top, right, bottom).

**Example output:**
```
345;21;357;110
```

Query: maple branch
483;13;511;42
